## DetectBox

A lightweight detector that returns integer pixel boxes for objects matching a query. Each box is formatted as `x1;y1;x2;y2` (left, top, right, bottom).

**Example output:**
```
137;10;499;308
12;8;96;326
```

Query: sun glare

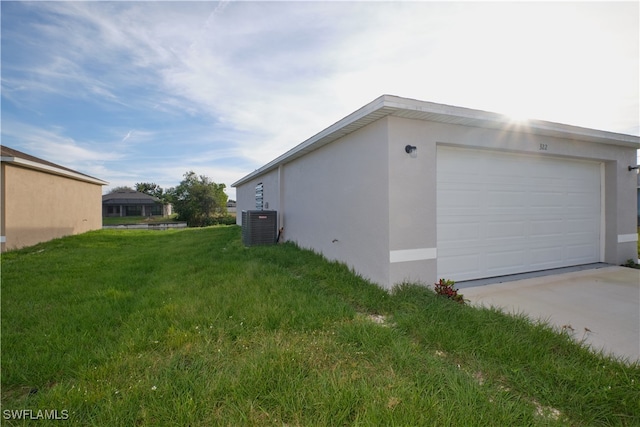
504;113;532;128
503;104;535;125
506;113;530;125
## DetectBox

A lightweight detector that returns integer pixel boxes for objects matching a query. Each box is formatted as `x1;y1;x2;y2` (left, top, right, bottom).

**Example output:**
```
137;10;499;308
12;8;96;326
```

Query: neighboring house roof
232;94;640;187
1;145;108;186
102;191;163;205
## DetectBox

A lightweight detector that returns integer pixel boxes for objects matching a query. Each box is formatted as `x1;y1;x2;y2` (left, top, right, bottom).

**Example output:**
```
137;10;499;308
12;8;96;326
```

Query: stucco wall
235;167;280;225
387;118;438;286
236;114;638;289
1;164;103;251
236;118;392;286
637;187;640;226
281;118;390;286
385;116;638;284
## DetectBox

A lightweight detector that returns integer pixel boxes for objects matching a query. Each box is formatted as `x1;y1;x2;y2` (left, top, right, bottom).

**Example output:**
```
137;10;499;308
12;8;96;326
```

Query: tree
166;171;227;226
135;182;164;200
108;186;135;194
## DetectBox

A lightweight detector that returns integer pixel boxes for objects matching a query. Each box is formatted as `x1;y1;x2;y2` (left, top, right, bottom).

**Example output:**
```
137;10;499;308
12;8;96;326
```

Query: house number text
539;143;548;151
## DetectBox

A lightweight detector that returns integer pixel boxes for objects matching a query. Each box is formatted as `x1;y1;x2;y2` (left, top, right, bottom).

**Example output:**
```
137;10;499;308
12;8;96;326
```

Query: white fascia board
382;95;640;148
232;95;391;187
232;95;640;187
1;156;109;186
518;120;640;147
382;95;493;120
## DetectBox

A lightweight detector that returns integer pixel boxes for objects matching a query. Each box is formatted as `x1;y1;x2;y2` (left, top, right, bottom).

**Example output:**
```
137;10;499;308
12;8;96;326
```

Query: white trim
390;248;437;263
278;165;284;229
232;95;640;187
0;236;5;243
600;162;605;262
1;156;108;186
618;234;639;243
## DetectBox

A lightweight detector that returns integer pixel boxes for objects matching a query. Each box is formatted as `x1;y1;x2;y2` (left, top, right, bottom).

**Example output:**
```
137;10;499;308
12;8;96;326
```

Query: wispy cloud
121;130;134;143
1;1;637;198
1;120;122;164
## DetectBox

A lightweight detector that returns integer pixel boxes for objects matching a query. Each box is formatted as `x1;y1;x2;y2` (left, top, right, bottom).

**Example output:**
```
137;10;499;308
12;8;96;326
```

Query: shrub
433;278;465;304
166;171;228;227
200;215;236;226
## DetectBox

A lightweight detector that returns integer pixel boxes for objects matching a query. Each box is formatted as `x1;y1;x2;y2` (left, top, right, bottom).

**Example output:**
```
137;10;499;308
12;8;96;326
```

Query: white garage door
437;146;602;282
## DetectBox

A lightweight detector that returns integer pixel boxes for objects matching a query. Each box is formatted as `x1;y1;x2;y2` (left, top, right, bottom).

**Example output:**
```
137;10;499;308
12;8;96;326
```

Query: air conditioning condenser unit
241;210;277;246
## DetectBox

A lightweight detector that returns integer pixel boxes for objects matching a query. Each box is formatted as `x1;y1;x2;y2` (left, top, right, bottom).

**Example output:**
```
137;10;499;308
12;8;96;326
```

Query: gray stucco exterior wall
387;117;437;286
384;116;638;285
237;118;392;285
234;96;639;289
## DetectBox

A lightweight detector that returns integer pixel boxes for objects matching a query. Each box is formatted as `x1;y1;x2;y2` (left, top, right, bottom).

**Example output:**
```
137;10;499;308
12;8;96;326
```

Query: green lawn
102;215;236;226
102;215;183;226
2;227;638;426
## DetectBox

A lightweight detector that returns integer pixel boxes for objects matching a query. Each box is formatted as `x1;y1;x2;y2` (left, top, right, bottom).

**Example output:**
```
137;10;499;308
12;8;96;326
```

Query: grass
2;227;639;426
102;214;236;226
102;215;182;226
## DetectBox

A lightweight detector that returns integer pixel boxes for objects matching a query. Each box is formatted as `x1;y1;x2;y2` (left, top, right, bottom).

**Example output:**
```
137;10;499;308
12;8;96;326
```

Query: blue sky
2;1;638;200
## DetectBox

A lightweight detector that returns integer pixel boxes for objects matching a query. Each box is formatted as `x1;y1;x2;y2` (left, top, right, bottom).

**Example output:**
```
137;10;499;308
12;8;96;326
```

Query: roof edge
102;191;164;203
380;94;640;146
1;156;109;186
232;95;391;187
232;95;640;187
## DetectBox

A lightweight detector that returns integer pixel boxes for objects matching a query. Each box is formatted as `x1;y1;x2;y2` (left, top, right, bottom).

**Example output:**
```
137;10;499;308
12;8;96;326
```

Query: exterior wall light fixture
405;145;417;158
629;166;639;171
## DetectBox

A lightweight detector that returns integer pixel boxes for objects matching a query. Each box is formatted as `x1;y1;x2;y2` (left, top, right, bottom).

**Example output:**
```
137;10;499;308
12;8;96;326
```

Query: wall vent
255;183;264;210
242;210;277;246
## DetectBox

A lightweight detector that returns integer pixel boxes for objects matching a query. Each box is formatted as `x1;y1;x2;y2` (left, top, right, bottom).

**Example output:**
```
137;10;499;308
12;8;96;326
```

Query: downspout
278;164;284;241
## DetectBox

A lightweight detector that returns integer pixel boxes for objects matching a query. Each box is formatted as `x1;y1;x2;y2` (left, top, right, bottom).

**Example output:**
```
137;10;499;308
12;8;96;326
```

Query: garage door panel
530;204;565;213
567;218;598;234
531;176;562;187
485;235;528;246
442;192;481;208
437;146;601;281
568;200;599;210
438;254;481;278
530;191;565;207
485;176;524;186
531;247;564;265
530;219;564;236
486;220;526;238
486;190;526;208
486;248;526;263
566;245;599;263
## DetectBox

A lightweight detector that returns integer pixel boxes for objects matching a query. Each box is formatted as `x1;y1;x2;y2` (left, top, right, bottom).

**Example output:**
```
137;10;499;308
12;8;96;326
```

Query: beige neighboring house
1;145;108;252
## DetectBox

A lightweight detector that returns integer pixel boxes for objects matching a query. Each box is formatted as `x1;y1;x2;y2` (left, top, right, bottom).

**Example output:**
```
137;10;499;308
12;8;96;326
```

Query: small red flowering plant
433;278;465;304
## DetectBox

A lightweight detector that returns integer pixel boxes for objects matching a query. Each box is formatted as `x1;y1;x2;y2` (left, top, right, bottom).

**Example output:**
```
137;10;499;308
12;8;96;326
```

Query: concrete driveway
461;266;640;364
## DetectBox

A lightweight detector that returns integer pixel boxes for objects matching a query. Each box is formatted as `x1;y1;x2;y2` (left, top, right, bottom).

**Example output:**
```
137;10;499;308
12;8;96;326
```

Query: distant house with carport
102;190;171;217
1;145;108;252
